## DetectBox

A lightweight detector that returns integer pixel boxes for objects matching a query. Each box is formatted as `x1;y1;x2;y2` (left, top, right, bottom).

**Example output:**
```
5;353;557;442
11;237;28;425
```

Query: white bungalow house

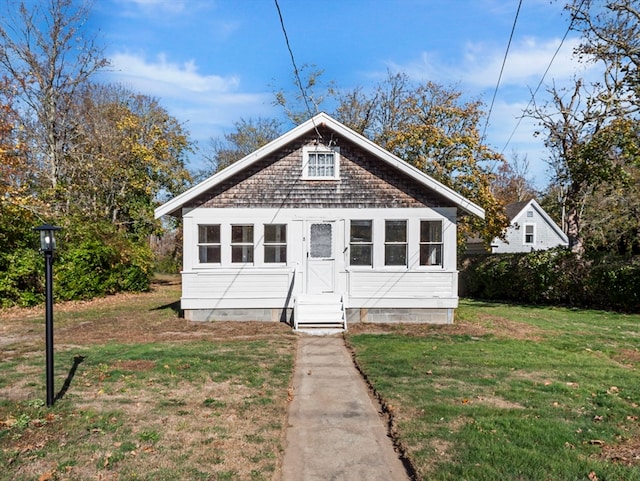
488;199;568;253
155;113;484;329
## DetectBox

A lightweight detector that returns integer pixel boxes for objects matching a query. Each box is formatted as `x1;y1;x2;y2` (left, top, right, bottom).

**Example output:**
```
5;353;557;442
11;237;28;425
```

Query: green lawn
347;300;640;481
3;283;639;481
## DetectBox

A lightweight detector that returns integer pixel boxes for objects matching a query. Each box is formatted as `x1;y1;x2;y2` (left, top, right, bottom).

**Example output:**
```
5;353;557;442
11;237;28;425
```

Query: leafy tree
581;165;640;254
0;76;43;307
333;72;509;244
274;64;335;125
530;81;636;256
198;117;282;179
0;0;108;193
0;76;37;248
570;0;639;109
64;83;192;240
529;1;640;257
491;153;538;206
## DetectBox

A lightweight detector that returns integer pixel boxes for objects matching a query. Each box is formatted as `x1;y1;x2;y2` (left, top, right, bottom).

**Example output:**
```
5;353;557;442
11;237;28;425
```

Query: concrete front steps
293;294;346;334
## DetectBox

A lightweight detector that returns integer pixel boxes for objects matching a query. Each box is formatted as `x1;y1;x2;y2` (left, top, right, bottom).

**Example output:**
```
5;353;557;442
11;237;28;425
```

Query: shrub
0;248;44;307
460;249;640;312
56;237;152;301
0;221;153;307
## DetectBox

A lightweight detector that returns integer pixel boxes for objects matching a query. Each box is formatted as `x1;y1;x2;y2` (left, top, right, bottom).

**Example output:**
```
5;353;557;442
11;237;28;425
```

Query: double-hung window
264;224;287;263
198;225;221;263
420;221;443;266
384;220;407;266
349;220;373;266
524;224;535;244
231;225;254;263
303;145;339;179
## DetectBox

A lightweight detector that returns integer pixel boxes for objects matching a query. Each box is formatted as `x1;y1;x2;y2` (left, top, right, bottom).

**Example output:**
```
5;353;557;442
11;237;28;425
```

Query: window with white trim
384;220;407;266
302;145;340;179
198;225;221;263
524;224;535;244
264;224;287;263
349;220;373;266
231;225;254;263
420;220;443;266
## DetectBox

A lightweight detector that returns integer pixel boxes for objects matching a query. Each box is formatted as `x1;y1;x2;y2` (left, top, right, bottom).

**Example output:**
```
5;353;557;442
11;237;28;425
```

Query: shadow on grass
55;355;85;402
152;300;183;317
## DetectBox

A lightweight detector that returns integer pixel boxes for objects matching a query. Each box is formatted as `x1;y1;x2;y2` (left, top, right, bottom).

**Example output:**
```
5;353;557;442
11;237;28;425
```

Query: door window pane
310;223;332;258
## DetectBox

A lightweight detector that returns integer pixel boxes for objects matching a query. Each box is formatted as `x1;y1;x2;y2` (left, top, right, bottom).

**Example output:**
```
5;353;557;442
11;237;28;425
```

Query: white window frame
302;144;340;180
524;223;535;245
419;220;443;267
231;224;254;264
349;219;373;267
264;224;287;264
197;224;221;264
384;219;408;267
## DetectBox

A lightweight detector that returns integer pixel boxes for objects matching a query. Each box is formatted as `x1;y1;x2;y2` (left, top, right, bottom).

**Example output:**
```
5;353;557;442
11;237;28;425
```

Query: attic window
527;210;533;218
302;144;340;179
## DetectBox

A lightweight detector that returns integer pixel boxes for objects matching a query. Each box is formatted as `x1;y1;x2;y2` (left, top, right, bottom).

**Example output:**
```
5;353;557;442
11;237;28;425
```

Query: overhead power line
273;0;320;136
481;0;523;143
501;0;587;155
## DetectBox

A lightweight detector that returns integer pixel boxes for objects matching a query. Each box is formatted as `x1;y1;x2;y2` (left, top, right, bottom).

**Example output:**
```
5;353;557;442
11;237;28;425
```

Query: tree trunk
565;204;584;257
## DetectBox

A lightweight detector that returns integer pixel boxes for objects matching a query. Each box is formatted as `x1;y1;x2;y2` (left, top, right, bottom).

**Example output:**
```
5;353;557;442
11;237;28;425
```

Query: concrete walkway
282;335;410;481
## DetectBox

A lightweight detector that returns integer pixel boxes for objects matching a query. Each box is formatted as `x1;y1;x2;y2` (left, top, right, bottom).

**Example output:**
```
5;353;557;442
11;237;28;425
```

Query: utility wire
501;0;586;155
481;0;523;143
273;0;322;138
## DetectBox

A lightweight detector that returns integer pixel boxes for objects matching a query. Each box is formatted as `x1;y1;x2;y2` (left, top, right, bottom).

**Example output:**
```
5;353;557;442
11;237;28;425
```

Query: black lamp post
33;224;61;407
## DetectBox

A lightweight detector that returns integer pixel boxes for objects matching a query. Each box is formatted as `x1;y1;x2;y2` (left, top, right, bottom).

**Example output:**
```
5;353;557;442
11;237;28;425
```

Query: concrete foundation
185;308;293;323
346;307;454;324
185;307;453;324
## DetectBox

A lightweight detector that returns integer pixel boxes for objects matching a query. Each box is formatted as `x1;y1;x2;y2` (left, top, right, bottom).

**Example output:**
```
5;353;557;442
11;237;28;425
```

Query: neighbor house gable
508;199;567;244
489;199;568;253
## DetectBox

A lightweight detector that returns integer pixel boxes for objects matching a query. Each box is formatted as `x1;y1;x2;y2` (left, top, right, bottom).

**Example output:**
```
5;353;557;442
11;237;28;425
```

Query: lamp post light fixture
33;224;62;407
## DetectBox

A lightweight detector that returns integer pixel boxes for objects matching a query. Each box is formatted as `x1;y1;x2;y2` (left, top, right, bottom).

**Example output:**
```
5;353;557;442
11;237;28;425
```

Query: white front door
306;221;335;294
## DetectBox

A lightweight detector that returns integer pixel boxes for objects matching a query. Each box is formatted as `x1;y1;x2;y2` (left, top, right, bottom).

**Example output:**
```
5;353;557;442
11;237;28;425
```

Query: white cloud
102;52;275;149
390;36;591;91
115;0;188;15
109;52;240;96
461;37;589;88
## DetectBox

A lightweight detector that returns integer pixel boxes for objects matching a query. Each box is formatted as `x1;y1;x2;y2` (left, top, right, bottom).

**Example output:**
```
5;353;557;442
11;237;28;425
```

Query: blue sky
90;0;596;188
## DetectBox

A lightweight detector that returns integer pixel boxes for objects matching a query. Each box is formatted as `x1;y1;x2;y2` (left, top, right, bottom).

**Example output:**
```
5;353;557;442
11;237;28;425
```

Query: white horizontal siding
348;271;455;299
183;269;293;300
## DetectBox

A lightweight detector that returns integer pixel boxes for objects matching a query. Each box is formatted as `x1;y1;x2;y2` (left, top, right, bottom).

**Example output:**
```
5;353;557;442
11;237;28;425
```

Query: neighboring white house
488;199;568;254
155;113;484;329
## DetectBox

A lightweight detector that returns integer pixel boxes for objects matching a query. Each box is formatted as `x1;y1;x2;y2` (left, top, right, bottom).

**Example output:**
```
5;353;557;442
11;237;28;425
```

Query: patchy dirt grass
0;276;297;481
347;313;544;341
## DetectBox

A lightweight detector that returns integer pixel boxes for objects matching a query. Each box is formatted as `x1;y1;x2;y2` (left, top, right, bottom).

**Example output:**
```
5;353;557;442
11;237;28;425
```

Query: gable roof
505;200;530;221
155;112;485;219
507;199;568;243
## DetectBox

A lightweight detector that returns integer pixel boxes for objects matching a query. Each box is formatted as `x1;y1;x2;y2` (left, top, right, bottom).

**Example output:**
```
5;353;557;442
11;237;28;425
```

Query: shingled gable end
155;113;484;329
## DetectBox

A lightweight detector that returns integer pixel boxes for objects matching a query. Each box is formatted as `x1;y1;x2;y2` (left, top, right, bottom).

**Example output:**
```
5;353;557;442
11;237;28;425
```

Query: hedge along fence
459;248;640;313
